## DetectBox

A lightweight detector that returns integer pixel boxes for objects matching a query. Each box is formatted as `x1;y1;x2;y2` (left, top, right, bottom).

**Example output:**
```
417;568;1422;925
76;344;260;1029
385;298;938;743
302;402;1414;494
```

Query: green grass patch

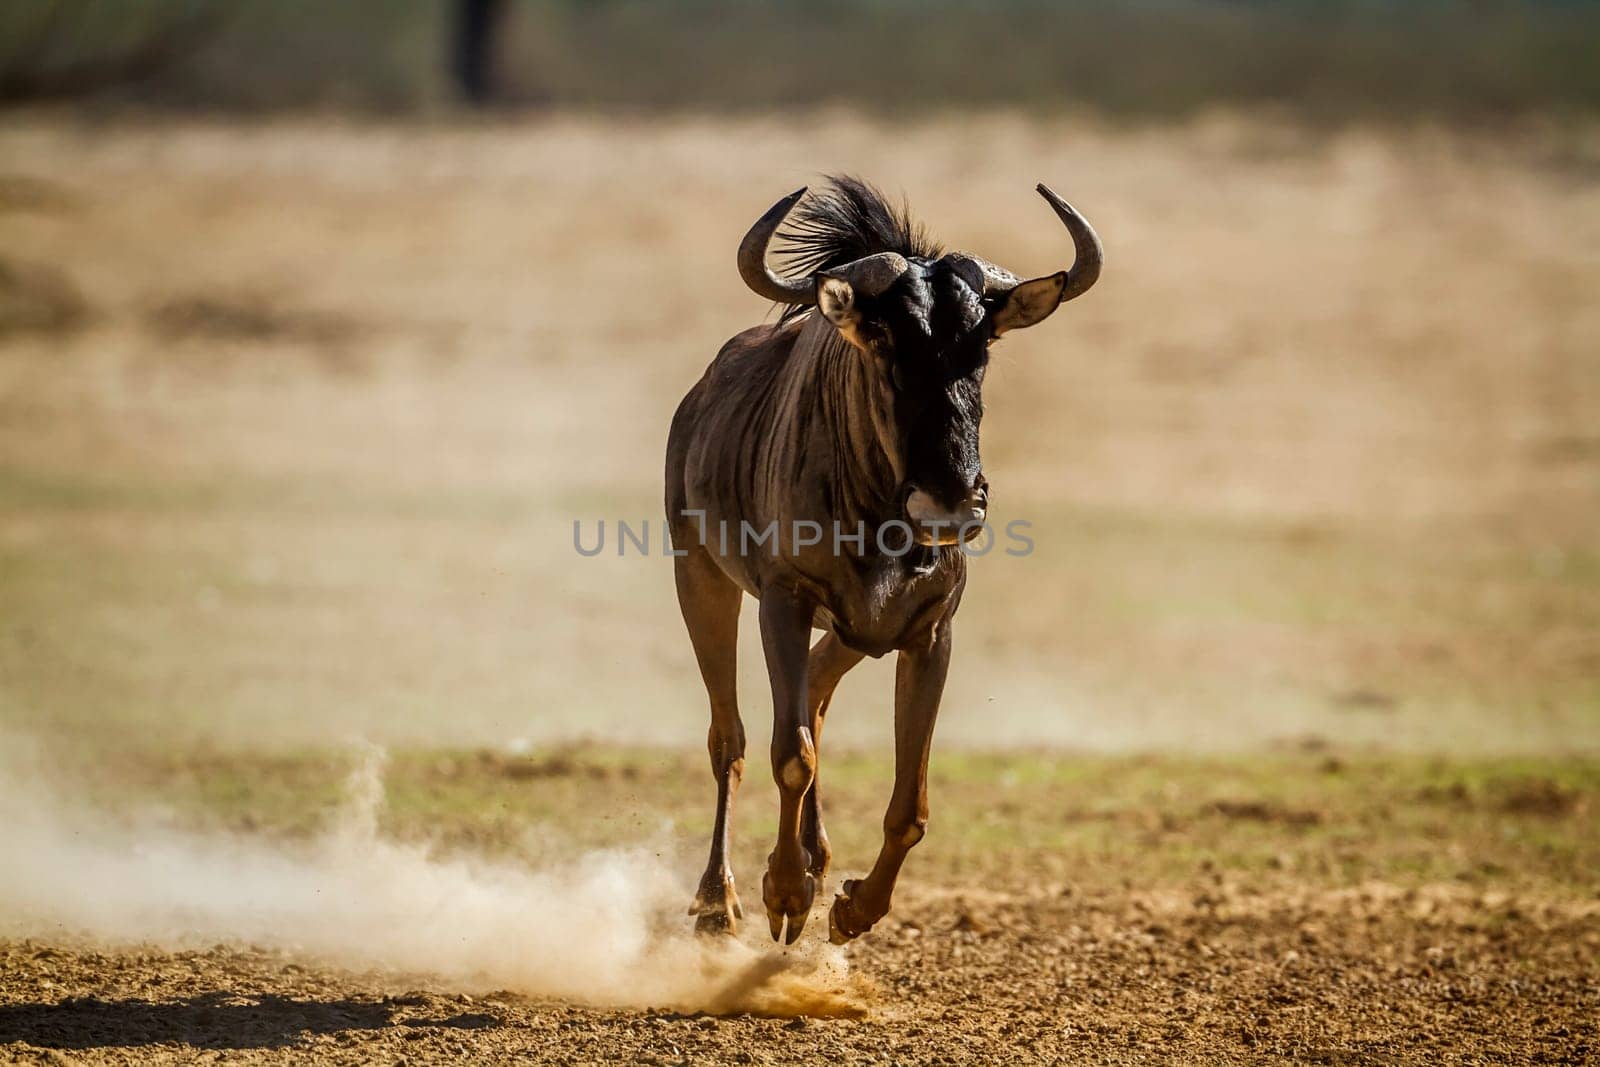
66;745;1600;897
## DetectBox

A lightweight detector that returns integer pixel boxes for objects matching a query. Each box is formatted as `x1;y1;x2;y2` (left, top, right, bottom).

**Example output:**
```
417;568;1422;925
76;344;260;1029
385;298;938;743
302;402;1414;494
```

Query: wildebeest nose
905;483;988;546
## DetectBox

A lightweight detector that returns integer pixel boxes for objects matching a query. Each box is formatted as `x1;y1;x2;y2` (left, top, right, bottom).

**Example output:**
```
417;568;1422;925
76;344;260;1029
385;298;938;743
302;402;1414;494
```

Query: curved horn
737;187;816;306
1035;183;1103;304
821;251;910;298
951;186;1103;305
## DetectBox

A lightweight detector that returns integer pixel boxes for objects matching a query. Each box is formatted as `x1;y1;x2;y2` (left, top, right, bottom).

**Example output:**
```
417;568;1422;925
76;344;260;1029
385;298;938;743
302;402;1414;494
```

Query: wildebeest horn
953;185;1103;305
1034;183;1102;304
820;252;911;298
739;189;912;306
738;187;817;305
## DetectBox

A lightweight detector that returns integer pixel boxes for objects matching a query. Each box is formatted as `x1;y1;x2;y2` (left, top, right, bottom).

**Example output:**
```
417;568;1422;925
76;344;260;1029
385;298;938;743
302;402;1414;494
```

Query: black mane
777;175;942;322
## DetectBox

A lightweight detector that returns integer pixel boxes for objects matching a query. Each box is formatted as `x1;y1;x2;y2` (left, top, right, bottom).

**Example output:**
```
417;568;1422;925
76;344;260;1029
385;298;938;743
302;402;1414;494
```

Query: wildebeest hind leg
675;546;746;936
829;620;952;944
800;632;865;882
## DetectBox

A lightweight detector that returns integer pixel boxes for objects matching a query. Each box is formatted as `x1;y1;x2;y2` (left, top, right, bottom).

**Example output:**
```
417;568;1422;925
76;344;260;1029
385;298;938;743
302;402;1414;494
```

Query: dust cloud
0;741;865;1018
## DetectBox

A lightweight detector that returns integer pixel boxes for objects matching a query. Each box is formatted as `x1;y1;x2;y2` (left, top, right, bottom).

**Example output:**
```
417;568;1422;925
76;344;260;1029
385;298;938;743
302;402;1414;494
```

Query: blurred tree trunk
451;0;507;106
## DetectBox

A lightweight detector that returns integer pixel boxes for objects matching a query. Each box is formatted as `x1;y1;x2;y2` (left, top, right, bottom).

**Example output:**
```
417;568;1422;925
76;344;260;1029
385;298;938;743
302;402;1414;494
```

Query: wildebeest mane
776;175;942;323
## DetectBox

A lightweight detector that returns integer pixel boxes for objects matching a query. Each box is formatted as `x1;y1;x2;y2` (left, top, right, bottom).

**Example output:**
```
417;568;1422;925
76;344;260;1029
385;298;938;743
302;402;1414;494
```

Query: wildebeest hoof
762;867;817;944
694;906;739;937
689;873;743;936
828;879;873;945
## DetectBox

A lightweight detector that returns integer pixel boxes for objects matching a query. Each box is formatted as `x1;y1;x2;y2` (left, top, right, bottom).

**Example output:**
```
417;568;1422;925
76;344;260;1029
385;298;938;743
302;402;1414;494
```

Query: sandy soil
3;748;1597;1064
3;876;1595;1065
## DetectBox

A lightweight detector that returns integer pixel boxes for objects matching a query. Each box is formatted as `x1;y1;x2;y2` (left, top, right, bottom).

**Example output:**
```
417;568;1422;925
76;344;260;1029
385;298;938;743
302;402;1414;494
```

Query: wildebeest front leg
828;619;953;944
759;586;821;943
675;546;746;936
801;633;865;882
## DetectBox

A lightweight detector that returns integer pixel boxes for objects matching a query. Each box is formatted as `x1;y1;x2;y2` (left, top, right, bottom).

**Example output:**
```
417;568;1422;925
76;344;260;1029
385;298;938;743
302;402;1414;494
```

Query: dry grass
0;112;1596;755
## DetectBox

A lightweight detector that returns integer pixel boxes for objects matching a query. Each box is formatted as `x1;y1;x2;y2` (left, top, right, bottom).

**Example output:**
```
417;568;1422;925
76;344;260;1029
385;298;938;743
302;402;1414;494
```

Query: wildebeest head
737;176;1102;545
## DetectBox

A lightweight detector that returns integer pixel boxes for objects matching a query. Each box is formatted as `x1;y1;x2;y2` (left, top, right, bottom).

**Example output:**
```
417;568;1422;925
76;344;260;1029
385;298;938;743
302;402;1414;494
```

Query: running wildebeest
666;176;1102;944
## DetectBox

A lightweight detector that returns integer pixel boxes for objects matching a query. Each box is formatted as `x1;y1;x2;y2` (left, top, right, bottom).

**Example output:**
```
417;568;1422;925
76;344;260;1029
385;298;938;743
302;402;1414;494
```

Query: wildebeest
666;176;1102;943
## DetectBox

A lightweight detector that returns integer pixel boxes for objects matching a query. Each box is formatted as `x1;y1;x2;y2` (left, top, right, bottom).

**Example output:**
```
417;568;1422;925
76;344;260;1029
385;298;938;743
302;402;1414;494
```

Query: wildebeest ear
991;271;1068;335
818;277;870;349
818;278;856;325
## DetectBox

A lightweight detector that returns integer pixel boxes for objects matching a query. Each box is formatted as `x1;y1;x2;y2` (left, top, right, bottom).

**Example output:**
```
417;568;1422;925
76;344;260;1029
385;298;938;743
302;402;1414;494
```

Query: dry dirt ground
2;749;1597;1064
3;882;1595;1066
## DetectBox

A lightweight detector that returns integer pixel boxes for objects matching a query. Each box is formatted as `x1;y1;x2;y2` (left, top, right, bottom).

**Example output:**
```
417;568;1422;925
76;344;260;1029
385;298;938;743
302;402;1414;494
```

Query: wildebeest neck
774;314;902;531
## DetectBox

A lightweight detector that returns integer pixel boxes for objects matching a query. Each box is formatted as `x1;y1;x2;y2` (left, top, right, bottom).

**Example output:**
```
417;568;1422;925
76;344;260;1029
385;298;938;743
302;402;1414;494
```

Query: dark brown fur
666;176;1095;943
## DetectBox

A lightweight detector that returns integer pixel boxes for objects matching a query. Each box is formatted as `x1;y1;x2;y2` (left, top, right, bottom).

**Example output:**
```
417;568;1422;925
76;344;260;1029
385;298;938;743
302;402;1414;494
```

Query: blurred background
2;0;1596;757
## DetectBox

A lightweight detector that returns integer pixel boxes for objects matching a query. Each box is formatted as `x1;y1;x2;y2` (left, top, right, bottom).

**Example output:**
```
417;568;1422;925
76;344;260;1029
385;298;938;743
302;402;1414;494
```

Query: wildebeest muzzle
904;477;988;546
